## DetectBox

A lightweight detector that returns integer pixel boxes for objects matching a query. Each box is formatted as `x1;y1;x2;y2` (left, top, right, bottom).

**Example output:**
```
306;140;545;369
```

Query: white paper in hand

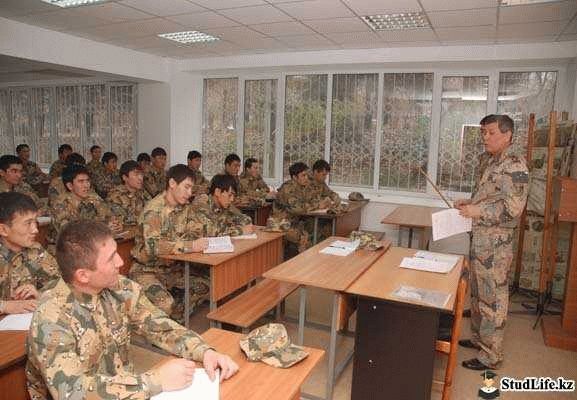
152;369;219;400
431;208;472;241
0;313;33;331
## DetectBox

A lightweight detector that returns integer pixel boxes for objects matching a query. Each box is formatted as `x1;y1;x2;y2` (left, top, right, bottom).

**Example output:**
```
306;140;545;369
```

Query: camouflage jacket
92;168;122;199
107;185;151;226
47;177;65;207
238;172;269;206
0;241;59;300
0;178;43;211
308;178;340;206
48;159;66;179
471;146;529;229
273;180;318;221
21;160;47;186
190;167;209;197
26;277;212;400
86;159;103;176
143;167;166;198
189;195;252;238
50;192;113;240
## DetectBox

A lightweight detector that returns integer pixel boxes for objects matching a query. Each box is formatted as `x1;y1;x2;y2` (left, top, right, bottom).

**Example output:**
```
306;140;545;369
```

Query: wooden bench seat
207;278;299;330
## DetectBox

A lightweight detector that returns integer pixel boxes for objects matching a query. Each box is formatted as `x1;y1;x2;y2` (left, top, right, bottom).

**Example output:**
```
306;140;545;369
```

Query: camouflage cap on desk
264;217;291;232
239;323;309;368
348;192;365;201
349;230;383;251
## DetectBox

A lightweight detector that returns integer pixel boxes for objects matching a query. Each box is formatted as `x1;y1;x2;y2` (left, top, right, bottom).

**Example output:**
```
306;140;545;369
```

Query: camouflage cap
264;217;291;232
239;323;309;368
348;192;365;201
349;230;383;251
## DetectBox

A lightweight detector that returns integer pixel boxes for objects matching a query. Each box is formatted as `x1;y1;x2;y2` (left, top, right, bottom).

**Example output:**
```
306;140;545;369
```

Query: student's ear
65;182;74;192
73;268;92;285
0;222;9;238
168;178;177;190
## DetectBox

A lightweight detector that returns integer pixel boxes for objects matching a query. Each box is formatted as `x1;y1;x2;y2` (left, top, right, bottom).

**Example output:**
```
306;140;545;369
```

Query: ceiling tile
499;0;577;24
0;0;56;17
250;21;315;36
203;26;267;41
563;17;577;34
228;36;288;48
441;39;495;45
428;8;497;28
276;0;354;20
496;35;557;44
191;0;267;9
72;3;154;23
498;21;567;38
341;0;422;15
166;11;240;29
63;25;124;41
105;35;173;50
304;17;371;33
558;33;577;41
219;4;293;24
90;18;188;39
327;30;383;45
435;25;496;40
10;9;109;31
376;28;437;42
420;0;497;11
277;34;336;46
119;0;206;17
387;40;441;47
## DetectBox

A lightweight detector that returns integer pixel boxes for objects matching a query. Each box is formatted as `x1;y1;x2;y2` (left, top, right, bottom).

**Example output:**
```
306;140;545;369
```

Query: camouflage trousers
470;227;514;367
130;263;210;323
285;219;311;253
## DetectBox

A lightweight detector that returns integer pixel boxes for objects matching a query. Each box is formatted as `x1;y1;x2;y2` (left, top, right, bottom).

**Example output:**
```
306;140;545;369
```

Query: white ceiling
1;0;576;59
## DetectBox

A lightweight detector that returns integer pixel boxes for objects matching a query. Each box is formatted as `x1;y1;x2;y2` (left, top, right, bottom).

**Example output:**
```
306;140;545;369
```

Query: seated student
223;153;245;207
0;155;43;210
107;160;151;226
144;147;167;197
16;144;49;188
26;220;238;400
0;192;60;315
187;150;209;197
310;159;340;206
92;151;122;199
238;158;271;207
137;152;151;172
47;152;86;207
48;144;72;179
190;174;255;237
130;164;210;319
50;164;121;242
86;144;103;176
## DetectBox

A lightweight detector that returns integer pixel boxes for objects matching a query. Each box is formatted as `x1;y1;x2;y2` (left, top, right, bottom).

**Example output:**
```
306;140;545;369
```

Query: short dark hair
0;155;22;171
56;220;112;283
62;164;89;188
289;162;309;178
312;159;330;172
137;153;151;163
58;144;73;155
90;145;101;153
224;153;241;165
0;192;38;224
101;152;117;165
480;114;515;137
244;157;258;170
166;164;195;189
209;174;238;195
151;147;167;158
65;152;86;167
187;150;202;161
16;144;29;154
120;160;139;178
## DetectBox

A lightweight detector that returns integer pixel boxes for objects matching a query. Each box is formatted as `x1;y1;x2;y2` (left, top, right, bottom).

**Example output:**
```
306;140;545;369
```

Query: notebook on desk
204;236;235;254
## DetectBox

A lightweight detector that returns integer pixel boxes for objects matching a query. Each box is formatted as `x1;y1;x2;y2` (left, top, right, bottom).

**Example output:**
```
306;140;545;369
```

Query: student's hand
242;224;256;234
12;284;39;300
3;299;37;314
454;199;472;209
108;219;123;233
319;198;332;209
154;358;196;392
202;349;239;382
459;204;481;219
190;238;208;253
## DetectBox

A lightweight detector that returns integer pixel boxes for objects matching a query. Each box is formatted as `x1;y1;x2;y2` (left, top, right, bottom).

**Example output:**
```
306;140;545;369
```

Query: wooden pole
418;167;453;208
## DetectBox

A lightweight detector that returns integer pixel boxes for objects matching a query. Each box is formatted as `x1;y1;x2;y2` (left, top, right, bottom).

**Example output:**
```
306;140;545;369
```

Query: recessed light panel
40;0;112;8
362;12;429;31
158;31;220;44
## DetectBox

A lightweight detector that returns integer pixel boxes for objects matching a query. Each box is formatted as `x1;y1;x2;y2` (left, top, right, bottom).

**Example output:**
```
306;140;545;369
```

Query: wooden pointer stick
418;167;453;208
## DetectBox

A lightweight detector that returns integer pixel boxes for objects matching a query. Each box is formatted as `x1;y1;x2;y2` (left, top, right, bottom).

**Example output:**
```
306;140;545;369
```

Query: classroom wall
137;83;171;160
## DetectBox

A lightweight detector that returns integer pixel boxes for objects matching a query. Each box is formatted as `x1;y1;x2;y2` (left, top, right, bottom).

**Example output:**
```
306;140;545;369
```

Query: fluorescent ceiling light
362;12;429;31
158;31;220;44
40;0;112;7
499;0;562;5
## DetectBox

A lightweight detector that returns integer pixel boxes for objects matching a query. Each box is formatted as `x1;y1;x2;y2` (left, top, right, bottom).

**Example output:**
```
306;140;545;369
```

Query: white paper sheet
0;313;33;331
392;285;451;309
233;233;258;240
204;236;234;254
400;257;456;274
152;369;219;400
319;239;360;257
414;251;460;265
431;208;472;241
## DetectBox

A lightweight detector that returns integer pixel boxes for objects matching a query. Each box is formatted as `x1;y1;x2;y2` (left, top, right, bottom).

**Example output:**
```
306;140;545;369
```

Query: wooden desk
381;205;443;248
162;231;284;327
345;247;463;400
0;331;28;400
239;203;272;226
264;236;389;400
304;200;368;245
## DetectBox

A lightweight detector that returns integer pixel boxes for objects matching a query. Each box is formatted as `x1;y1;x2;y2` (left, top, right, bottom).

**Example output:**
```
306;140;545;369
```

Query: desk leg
313;217;319;245
209;268;219;329
325;292;340;400
184;262;190;328
297;286;307;346
331;219;336;236
408;227;414;248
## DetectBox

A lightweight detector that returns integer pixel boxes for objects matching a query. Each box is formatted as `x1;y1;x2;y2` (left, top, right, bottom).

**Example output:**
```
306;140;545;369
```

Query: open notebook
204;236;234;254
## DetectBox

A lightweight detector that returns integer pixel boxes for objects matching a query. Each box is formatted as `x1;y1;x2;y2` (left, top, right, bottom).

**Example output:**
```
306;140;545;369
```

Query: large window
0;83;137;166
202;78;238;176
244;79;277;179
380;73;433;192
